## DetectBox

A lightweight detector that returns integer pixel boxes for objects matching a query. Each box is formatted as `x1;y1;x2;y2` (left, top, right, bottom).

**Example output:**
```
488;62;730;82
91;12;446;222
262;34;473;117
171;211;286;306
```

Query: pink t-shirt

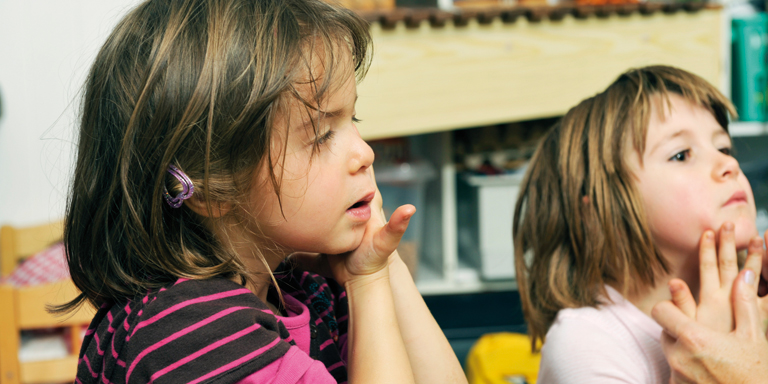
536;285;670;383
237;295;337;384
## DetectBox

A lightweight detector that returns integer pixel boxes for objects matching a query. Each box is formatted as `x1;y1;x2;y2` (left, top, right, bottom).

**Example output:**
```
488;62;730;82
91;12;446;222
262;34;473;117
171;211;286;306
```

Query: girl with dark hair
514;65;763;383
61;0;465;382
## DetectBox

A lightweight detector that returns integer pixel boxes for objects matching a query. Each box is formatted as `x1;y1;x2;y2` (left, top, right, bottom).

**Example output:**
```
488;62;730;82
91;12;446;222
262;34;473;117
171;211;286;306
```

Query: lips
346;192;374;221
724;191;748;207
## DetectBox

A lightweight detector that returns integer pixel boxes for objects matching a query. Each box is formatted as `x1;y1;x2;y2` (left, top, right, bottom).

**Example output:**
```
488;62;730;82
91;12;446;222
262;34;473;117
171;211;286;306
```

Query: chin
734;222;759;250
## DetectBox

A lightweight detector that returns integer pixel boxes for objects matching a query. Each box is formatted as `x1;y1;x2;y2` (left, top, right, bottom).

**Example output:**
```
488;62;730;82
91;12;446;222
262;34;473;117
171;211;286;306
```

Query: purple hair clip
163;164;195;208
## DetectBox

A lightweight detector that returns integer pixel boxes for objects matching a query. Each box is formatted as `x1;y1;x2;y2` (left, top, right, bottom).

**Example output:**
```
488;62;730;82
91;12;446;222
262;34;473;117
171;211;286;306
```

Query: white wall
0;1;140;227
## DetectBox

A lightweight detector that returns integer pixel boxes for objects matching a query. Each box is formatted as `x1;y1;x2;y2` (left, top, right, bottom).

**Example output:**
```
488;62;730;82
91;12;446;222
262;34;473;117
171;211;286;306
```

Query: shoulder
80;278;293;384
537;305;656;384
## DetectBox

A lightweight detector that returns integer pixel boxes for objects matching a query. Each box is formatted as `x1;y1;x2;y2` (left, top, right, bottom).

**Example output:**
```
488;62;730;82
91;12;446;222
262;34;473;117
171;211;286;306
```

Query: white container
456;172;523;280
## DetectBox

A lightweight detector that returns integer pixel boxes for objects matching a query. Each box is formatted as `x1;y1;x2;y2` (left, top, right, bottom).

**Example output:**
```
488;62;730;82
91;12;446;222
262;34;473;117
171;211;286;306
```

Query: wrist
345;267;391;292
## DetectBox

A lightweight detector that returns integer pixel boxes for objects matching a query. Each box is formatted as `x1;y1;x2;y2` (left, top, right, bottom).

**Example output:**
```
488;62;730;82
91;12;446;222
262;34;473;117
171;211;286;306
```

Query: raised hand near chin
325;174;415;285
288;166;416;285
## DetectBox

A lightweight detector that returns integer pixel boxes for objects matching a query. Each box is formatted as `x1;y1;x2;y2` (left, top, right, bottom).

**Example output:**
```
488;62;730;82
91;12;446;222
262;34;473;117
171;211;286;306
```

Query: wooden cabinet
355;7;727;294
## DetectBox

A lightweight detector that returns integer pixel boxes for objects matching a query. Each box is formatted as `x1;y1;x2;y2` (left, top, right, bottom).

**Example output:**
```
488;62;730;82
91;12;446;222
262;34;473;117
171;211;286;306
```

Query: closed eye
316;129;335;145
352;116;361;123
669;150;690;162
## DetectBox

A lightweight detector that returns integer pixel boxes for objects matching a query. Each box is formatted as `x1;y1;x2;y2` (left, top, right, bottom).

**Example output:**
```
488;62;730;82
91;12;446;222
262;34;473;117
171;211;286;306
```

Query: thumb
373;204;415;257
668;279;696;319
652;300;694;339
733;268;763;338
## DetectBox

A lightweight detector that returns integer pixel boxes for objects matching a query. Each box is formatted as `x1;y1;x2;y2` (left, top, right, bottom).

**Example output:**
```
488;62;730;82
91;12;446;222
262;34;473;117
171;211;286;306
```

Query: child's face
247;65;376;257
630;93;757;257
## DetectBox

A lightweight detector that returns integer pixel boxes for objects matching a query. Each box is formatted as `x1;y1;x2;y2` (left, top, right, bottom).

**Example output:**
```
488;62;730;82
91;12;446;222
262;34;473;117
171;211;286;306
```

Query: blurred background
2;0;768;382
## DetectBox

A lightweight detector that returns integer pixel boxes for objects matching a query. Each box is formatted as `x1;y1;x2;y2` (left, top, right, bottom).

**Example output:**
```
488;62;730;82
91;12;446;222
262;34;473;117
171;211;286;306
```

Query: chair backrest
0;221;64;278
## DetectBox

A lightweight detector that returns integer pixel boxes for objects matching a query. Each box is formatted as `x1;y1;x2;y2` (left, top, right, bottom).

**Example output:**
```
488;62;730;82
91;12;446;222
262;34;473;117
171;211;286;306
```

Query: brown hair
59;0;371;312
513;65;737;349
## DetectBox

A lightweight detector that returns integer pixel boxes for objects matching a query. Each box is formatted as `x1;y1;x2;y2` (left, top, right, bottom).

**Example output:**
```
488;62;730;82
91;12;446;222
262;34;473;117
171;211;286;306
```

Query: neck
624;248;699;317
212;221;290;304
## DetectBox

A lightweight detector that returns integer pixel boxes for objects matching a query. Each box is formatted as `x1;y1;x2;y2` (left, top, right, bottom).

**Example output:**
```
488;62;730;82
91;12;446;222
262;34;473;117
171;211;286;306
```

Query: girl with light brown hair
514;65;763;383
59;0;465;382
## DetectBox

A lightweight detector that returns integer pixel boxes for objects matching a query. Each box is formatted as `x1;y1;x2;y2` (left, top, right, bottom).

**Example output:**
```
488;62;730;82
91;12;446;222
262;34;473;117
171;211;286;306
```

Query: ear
183;195;232;218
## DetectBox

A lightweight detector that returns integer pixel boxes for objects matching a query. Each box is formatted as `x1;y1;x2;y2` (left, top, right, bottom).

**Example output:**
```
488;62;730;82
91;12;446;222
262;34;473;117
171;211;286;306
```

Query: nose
713;150;741;181
348;129;375;174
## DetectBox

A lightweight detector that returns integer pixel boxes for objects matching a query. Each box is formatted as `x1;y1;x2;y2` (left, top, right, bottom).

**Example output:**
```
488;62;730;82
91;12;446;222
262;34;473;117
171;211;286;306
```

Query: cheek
641;179;710;250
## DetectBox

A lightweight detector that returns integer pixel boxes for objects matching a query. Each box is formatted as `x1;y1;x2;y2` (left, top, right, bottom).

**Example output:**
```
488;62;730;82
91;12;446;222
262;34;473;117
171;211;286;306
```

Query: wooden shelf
357;8;725;140
20;355;79;384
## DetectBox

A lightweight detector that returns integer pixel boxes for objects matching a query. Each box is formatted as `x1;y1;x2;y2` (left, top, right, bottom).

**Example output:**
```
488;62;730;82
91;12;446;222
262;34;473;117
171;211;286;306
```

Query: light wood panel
15;280;94;329
357;9;724;139
0;221;63;277
19;356;79;384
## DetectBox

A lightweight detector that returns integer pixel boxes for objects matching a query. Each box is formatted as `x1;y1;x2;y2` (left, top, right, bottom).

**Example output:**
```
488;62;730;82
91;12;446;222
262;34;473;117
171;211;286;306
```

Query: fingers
373;204;415;257
652;300;694;340
669;279;696;319
699;230;719;298
761;230;768;297
717;222;739;290
733;268;763;339
744;237;764;289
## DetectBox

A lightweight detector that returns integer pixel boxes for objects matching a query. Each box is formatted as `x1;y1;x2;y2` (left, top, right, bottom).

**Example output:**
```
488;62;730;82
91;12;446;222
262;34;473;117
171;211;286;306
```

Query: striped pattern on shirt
77;264;349;384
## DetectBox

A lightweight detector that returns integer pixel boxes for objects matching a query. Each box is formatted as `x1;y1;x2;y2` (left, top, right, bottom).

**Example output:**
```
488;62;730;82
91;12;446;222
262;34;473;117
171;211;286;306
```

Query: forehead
647;93;722;135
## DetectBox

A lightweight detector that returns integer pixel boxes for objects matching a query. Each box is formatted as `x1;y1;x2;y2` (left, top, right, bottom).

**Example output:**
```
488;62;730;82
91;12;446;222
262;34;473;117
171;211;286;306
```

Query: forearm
346;268;415;384
388;255;468;384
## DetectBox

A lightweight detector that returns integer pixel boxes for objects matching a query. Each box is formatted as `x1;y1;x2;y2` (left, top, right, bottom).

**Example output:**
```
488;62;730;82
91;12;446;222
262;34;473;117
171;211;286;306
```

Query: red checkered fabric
3;242;69;287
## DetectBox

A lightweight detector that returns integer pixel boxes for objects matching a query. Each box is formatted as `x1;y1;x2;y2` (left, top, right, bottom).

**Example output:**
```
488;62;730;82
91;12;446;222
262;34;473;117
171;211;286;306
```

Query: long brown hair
59;0;371;313
513;65;736;349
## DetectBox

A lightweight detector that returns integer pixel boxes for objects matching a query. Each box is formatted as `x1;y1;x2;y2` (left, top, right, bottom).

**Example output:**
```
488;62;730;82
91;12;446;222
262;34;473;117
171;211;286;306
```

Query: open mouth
348;192;375;211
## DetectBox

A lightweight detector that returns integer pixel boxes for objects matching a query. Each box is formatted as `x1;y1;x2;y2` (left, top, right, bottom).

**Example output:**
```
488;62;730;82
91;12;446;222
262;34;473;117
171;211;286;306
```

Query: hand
289;166;415;285
650;224;768;383
678;223;743;332
653;268;768;383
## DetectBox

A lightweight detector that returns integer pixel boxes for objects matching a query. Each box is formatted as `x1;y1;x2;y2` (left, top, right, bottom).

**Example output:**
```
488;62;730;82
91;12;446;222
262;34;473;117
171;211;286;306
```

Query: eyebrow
648;129;687;156
318;94;358;118
648;126;730;156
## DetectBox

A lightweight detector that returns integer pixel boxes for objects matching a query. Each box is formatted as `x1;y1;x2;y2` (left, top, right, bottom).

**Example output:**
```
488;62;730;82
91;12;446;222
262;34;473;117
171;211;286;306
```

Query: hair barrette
163;164;195;208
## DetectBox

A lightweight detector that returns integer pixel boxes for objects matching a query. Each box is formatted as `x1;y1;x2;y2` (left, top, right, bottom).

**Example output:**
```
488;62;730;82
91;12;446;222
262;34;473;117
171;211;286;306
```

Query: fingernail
751;237;763;248
724;222;735;232
668;282;681;294
704;231;714;241
744;270;756;285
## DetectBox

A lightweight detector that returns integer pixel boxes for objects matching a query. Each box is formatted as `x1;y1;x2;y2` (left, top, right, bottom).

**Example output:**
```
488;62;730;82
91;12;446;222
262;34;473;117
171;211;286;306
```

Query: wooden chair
0;221;94;384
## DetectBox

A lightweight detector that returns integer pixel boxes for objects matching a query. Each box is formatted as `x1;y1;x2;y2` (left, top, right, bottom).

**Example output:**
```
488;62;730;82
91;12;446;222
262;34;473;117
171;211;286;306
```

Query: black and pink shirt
76;265;349;383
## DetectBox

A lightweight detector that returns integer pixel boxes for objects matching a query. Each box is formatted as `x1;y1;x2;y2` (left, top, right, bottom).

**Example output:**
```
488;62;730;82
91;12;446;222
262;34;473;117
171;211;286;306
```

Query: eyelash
669;147;732;162
314;116;360;146
316;129;335;145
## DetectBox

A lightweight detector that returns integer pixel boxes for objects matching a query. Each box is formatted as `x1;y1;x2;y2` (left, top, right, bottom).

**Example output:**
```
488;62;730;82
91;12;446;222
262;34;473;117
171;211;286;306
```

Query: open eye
719;147;732;156
669;150;690;162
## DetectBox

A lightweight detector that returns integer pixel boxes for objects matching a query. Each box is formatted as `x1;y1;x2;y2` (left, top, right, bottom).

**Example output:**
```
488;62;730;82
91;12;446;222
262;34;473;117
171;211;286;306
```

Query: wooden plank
9;221;63;260
0;285;21;384
0;222;63;277
15;280;94;330
356;9;724;139
19;355;78;384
